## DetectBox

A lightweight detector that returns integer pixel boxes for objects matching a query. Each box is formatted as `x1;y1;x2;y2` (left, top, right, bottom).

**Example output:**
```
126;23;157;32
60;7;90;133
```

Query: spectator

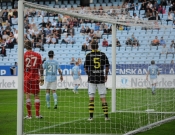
2;9;8;22
118;25;124;30
61;34;70;44
173;20;175;29
170;40;175;48
12;15;18;25
161;44;167;54
135;3;140;10
62;25;68;35
5;23;11;34
151;36;159;46
69;34;76;44
51;19;57;27
155;13;161;20
13;9;18;17
51;34;57;44
103;25;110;34
2;31;9;40
8;9;13;17
82;43;87;51
116;38;121;47
166;12;173;25
132;13;139;21
158;5;163;13
46;35;51;44
95;30;102;39
126;38;132;46
68;25;75;35
132;37;140;47
0;46;6;57
39;19;46;28
70;57;76;65
57;20;62;28
35;39;43;49
85;37;91;45
85;26;91;35
80;25;86;35
171;60;174;64
167;45;174;54
102;38;108;47
94;23;100;31
45;27;52;36
77;58;82;65
159;37;166;45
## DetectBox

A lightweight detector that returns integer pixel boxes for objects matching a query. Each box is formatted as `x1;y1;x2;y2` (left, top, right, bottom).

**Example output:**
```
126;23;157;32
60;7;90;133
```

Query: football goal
17;1;175;135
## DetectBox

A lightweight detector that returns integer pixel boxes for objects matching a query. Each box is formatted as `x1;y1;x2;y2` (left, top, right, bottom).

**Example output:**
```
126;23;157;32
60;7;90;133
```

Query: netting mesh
20;1;175;135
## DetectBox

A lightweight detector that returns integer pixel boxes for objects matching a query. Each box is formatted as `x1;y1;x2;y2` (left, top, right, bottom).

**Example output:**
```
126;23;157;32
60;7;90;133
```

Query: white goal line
116;110;175;114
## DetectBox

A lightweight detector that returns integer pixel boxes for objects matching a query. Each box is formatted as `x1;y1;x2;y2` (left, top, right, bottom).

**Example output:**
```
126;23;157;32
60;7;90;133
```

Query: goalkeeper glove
39;76;44;86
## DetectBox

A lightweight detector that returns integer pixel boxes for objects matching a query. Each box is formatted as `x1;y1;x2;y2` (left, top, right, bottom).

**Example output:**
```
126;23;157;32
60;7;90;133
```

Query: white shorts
45;81;57;90
150;78;157;84
88;83;106;96
73;78;81;85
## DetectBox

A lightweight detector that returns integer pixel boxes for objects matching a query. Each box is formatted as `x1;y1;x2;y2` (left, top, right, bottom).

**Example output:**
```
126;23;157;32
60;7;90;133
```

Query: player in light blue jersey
72;61;81;94
43;51;63;109
146;60;160;95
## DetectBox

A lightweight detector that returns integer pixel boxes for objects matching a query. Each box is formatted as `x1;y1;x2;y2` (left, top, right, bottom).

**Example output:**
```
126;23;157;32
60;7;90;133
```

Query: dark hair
91;40;99;50
48;50;54;57
151;60;155;65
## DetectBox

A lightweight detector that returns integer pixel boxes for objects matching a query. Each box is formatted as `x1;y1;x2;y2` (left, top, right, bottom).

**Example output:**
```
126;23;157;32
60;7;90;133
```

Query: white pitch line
26;117;95;134
26;112;111;134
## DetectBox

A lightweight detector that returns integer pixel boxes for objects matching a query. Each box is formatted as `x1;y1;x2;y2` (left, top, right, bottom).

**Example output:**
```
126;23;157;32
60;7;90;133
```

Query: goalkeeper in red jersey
24;41;44;119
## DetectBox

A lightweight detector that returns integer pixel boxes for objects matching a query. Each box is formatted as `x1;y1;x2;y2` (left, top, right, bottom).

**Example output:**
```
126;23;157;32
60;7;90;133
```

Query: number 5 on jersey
93;58;100;69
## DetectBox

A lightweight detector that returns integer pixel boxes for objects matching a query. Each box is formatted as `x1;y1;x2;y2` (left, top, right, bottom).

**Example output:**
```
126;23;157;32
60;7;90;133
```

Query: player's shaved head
91;40;99;50
25;40;32;50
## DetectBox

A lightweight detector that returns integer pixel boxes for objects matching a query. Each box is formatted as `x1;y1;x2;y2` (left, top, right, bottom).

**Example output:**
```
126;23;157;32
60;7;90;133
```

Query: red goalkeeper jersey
24;50;42;80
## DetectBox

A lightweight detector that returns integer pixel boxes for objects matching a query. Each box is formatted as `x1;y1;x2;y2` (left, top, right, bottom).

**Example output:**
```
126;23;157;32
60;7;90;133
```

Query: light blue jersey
148;65;159;79
72;65;80;80
43;59;60;82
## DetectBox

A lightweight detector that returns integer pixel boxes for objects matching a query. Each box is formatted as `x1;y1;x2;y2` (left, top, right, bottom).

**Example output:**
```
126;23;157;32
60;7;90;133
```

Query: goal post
17;0;24;135
16;1;175;135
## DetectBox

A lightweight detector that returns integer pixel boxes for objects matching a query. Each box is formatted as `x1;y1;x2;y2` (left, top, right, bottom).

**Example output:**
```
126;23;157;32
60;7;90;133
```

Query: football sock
102;103;108;118
26;99;32;117
152;86;154;93
46;93;50;106
53;93;57;105
75;85;79;91
35;98;40;116
89;100;94;118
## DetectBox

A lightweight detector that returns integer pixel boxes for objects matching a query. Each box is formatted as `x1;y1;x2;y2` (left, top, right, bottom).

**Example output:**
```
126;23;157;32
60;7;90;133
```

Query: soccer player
24;41;44;119
72;61;81;94
43;50;63;109
84;40;110;121
146;60;160;95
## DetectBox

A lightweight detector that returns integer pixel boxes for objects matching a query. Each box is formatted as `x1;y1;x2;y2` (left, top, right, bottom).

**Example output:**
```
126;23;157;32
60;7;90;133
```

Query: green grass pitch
0;89;175;135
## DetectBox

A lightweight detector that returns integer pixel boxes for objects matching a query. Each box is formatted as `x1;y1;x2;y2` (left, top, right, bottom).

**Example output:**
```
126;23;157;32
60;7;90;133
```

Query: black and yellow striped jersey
84;50;110;84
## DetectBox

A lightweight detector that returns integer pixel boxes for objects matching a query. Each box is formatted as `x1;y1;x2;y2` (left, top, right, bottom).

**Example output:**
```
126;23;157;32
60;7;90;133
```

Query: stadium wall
0;75;175;89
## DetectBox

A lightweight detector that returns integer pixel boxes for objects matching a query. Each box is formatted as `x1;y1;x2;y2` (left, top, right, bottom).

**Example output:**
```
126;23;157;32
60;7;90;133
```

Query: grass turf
0;89;175;135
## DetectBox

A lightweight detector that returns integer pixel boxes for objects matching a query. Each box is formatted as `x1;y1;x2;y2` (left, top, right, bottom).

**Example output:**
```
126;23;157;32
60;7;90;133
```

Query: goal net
16;1;175;135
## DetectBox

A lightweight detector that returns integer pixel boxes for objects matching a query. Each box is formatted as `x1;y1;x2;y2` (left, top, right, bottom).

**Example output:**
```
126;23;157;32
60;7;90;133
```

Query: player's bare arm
146;71;149;81
58;69;63;81
40;64;44;86
105;66;109;82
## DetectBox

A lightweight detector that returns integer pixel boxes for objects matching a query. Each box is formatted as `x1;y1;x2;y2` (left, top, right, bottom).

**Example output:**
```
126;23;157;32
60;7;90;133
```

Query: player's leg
52;89;58;109
88;83;96;121
32;80;42;118
34;93;43;118
97;84;109;120
46;89;50;108
24;80;32;119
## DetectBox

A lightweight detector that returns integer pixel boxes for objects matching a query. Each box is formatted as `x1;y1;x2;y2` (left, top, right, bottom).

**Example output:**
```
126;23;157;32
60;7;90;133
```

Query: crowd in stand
0;0;175;59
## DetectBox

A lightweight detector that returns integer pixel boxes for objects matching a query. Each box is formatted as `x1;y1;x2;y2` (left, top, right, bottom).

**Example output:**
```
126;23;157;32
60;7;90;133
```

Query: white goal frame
17;1;175;135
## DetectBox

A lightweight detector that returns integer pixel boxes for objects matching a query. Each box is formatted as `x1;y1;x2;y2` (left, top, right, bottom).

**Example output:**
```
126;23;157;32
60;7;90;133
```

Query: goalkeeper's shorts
45;81;57;90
